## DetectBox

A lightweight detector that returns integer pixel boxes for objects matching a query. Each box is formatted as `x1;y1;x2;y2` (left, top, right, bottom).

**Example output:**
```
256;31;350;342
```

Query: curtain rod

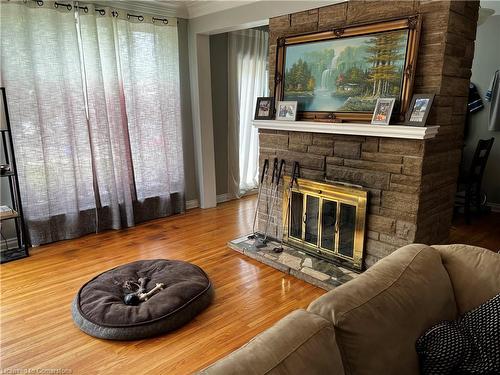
31;1;96;15
26;0;175;24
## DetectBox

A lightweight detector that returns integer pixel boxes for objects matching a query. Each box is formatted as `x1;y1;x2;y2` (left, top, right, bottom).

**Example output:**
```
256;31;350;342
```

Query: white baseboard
186;190;257;210
186;199;199;210
216;193;235;204
489;202;500;213
186;194;235;209
189;197;231;210
217;189;258;203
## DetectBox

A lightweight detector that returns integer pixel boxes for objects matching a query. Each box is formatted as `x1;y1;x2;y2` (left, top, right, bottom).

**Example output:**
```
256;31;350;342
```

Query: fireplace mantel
253;120;439;140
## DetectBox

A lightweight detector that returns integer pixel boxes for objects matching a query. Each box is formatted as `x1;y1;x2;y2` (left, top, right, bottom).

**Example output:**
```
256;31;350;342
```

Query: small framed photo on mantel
371;98;395;125
405;94;434;127
254;97;275;120
276;101;298;121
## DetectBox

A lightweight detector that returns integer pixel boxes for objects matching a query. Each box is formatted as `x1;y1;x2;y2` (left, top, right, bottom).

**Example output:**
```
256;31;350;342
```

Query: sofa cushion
199;309;344;375
432;244;500;315
307;244;457;375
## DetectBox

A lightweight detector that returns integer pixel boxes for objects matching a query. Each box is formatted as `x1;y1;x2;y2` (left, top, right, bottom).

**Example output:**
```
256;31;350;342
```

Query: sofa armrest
307;244;456;375
198;309;344;375
432;244;500;314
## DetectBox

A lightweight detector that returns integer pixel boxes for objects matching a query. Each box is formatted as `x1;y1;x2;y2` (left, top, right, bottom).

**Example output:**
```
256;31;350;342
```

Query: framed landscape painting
274;16;421;122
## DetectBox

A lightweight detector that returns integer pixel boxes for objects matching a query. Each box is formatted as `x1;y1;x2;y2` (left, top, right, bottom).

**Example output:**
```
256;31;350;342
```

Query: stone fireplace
255;1;479;269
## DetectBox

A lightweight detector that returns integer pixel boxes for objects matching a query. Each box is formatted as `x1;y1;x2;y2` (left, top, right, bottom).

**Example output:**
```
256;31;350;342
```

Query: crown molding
91;1;258;19
185;1;256;19
85;1;186;17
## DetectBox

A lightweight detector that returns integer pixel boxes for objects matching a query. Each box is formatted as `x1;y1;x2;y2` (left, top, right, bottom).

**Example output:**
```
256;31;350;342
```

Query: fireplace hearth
228;235;360;290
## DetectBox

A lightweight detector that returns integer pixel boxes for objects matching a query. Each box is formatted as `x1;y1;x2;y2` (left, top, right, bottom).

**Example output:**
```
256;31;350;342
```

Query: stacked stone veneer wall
257;0;479;268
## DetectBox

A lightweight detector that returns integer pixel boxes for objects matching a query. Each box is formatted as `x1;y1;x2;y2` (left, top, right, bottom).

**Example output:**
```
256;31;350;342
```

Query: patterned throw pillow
416;293;500;375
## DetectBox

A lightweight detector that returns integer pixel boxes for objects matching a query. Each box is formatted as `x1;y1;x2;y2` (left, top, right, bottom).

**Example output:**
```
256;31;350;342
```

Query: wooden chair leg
475;184;482;215
465;187;472;225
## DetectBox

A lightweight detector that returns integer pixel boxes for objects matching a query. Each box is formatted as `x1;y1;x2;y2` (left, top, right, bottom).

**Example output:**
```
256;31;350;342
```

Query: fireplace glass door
283;177;367;270
304;195;319;245
320;199;336;251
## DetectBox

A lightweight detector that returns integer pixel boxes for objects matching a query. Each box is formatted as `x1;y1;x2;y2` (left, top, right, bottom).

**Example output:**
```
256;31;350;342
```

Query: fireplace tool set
249;157;300;251
248;158;269;240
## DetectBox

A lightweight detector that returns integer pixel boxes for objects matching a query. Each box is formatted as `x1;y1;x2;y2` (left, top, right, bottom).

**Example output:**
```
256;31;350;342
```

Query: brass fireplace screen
282;177;367;270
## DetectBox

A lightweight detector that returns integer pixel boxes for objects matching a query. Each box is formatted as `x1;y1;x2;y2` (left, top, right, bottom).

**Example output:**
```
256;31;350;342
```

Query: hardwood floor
0;196;324;374
450;212;500;252
1;198;498;374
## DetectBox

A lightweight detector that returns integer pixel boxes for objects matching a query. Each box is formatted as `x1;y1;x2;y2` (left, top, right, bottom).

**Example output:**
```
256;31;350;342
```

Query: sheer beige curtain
1;2;96;244
78;5;185;228
227;28;269;198
0;2;184;245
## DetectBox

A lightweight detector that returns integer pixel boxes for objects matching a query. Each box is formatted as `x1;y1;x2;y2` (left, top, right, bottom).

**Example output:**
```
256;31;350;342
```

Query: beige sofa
201;244;500;375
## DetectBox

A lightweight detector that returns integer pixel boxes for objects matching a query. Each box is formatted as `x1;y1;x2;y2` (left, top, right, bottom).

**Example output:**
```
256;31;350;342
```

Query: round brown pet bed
72;259;214;340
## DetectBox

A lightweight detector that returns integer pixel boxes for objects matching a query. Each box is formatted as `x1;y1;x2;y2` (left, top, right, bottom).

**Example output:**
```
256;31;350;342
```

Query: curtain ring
152;17;168;25
54;2;72;11
127;13;144;22
112;10;119;17
95;8;105;16
77;6;88;13
36;0;44;6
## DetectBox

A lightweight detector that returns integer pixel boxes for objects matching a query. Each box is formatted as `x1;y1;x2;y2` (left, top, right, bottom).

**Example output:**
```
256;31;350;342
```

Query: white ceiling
98;0;257;19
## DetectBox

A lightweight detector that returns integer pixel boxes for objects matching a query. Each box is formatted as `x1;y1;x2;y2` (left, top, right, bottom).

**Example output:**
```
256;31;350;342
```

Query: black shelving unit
1;87;29;263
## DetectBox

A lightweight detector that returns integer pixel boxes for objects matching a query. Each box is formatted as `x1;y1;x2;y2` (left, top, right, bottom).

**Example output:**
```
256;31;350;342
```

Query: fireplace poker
273;161;300;253
254;158;278;248
262;159;285;245
248;158;269;240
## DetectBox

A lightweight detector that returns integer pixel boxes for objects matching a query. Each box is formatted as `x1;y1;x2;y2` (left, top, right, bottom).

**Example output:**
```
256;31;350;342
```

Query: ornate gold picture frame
274;15;421;123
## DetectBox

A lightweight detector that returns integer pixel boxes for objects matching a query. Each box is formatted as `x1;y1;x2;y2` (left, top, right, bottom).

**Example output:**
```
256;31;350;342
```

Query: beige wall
178;18;198;202
464;8;500;205
210;33;229;196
